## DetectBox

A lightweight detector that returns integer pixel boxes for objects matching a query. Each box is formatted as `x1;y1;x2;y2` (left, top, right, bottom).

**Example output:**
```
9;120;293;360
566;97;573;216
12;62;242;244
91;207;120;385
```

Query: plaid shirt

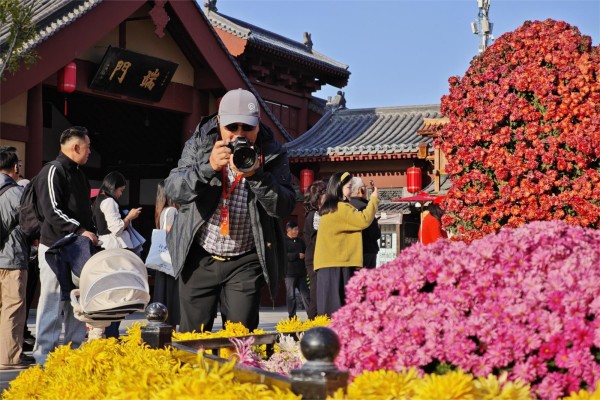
197;166;255;256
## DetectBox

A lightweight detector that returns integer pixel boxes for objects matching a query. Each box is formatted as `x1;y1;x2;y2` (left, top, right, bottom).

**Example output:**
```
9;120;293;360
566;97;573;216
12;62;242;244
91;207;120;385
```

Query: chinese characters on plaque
90;47;178;102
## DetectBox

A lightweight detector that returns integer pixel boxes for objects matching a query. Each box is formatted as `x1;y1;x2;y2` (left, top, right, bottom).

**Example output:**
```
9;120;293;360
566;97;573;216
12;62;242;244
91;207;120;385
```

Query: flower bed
4;310;600;399
331;220;600;399
2;327;300;400
439;19;600;242
0;330;540;400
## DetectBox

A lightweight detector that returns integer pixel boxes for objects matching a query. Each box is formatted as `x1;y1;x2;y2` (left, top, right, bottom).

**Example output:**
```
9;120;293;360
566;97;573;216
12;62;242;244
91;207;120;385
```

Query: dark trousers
363;253;378;269
284;275;310;318
316;267;356;317
306;264;318;320
179;242;265;333
24;255;40;337
105;321;120;338
153;271;181;327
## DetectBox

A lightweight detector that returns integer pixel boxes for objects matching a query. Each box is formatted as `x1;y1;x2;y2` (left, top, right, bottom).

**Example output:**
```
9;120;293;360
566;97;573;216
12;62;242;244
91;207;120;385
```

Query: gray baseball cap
218;88;260;126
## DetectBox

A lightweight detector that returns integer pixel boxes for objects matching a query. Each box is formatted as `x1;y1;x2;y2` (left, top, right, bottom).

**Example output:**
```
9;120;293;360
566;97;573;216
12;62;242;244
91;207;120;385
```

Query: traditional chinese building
284;102;449;263
203;0;350;138
0;0;349;246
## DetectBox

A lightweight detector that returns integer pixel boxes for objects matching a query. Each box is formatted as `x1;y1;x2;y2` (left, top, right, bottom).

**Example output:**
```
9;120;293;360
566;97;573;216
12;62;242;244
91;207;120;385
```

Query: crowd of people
0;88;445;370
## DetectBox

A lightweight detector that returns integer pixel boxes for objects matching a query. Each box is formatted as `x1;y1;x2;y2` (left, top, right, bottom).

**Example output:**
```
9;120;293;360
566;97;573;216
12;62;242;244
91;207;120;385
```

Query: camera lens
232;147;256;171
229;138;257;172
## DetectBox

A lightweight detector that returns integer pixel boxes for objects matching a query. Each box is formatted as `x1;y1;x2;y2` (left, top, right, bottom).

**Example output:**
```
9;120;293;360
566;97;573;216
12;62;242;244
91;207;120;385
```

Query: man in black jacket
165;89;295;332
284;221;310;319
33;126;97;365
349;177;381;268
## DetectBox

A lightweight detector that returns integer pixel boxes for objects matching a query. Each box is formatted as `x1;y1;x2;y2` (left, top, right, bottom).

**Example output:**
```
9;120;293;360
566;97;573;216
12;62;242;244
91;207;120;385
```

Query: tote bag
145;208;175;276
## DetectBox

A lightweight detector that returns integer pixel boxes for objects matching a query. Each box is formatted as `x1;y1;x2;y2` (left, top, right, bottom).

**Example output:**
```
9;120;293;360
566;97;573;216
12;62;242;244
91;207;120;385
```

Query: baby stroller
70;249;150;339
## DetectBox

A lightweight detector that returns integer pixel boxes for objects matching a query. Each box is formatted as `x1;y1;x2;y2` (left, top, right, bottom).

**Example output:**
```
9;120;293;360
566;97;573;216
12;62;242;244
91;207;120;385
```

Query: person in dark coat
284;221;310;319
302;180;326;319
165;89;295;332
349;177;381;269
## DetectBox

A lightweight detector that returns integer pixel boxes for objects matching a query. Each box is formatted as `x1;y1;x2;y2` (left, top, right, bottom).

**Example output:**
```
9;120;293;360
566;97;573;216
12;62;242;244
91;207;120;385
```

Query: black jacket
92;193;119;235
36;153;94;247
285;236;306;277
349;196;381;254
303;210;318;270
164;114;295;299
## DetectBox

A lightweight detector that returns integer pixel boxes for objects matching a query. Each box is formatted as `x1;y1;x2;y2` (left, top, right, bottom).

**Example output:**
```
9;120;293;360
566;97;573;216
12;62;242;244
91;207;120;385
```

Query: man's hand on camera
209;139;232;172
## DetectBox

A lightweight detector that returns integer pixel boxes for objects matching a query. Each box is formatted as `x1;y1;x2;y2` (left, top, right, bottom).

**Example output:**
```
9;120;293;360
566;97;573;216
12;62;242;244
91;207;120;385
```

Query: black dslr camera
228;137;258;172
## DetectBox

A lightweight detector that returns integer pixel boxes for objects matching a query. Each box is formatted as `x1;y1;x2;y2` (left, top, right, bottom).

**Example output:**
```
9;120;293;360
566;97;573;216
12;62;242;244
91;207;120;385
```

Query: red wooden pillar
26;83;43;177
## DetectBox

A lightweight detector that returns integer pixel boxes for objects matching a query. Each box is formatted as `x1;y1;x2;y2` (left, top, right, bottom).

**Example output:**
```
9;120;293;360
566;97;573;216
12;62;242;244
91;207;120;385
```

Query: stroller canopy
71;249;150;326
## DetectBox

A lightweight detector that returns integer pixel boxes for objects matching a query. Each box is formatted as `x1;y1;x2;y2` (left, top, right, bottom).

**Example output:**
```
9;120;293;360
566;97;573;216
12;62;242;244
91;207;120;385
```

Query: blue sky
210;0;600;109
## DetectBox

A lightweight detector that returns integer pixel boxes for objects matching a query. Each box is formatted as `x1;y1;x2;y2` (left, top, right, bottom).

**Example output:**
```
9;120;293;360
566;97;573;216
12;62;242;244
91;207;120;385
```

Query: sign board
376;225;398;267
90;46;178;102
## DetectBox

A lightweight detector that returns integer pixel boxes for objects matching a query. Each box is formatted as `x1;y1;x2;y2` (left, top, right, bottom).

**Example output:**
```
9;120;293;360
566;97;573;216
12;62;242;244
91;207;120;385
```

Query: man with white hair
349;177;381;268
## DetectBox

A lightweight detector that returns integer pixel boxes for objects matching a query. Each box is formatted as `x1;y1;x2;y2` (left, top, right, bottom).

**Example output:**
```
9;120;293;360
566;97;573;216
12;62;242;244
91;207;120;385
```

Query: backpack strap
0;182;18;197
0;181;19;248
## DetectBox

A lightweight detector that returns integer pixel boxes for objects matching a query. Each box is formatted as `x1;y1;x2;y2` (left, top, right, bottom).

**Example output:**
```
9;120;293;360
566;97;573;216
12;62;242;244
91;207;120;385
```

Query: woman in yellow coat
314;172;379;316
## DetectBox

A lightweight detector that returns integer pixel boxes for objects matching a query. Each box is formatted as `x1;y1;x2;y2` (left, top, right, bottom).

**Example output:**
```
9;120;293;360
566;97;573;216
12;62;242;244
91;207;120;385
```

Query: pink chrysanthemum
331;220;600;400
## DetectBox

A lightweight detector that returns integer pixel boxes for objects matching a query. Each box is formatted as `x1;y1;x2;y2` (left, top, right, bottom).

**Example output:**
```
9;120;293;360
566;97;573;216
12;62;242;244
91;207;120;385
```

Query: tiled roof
308;96;327;115
284;105;442;159
423;174;452;195
205;10;349;78
0;0;102;57
0;0;293;142
378;201;412;215
417;117;449;137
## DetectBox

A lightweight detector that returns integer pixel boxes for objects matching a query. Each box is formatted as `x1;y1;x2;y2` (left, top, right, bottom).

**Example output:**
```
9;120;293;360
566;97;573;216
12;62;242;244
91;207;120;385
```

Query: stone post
290;327;349;400
140;302;173;349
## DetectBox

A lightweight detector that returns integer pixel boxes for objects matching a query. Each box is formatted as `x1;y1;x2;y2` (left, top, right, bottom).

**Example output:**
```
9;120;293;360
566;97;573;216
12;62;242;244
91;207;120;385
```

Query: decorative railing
140;303;348;400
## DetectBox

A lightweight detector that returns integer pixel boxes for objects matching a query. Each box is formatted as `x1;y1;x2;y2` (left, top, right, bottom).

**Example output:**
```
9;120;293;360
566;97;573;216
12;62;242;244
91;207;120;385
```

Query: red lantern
406;166;422;193
57;62;76;115
300;169;314;193
57;62;76;93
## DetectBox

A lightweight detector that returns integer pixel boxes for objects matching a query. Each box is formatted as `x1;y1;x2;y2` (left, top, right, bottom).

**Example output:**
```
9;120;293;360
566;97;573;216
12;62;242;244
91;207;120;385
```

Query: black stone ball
300;327;340;362
145;302;169;322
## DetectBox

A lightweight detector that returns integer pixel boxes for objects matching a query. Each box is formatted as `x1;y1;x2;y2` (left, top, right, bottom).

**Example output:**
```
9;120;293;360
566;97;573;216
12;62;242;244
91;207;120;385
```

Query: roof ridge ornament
326;91;347;113
204;0;217;13
303;32;313;52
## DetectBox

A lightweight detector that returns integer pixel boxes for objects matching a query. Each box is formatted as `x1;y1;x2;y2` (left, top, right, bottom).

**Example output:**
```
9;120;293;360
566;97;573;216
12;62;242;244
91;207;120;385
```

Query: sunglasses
224;123;256;132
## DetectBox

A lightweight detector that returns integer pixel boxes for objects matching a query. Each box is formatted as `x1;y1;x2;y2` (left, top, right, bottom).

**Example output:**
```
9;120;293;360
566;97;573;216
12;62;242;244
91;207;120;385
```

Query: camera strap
220;167;242;236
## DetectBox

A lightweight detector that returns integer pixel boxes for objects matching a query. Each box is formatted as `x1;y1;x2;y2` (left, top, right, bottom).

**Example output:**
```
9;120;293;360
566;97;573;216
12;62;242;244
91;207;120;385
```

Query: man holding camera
165;88;295;332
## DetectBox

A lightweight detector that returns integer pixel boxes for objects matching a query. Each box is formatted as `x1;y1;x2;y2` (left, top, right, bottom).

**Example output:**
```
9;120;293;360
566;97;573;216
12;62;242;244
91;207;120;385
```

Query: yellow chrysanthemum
302;315;331;330
276;316;304;333
411;369;475;400
563;385;600;400
473;373;533;400
3;334;298;400
341;368;420;400
122;322;144;346
2;365;46;400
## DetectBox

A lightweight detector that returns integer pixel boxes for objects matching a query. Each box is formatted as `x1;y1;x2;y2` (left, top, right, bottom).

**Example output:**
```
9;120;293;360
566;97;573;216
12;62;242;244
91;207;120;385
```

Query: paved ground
0;306;305;392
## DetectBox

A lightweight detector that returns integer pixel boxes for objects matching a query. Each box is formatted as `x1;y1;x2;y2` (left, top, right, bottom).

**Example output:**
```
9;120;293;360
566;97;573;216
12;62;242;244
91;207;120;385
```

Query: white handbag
145;208;175;276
